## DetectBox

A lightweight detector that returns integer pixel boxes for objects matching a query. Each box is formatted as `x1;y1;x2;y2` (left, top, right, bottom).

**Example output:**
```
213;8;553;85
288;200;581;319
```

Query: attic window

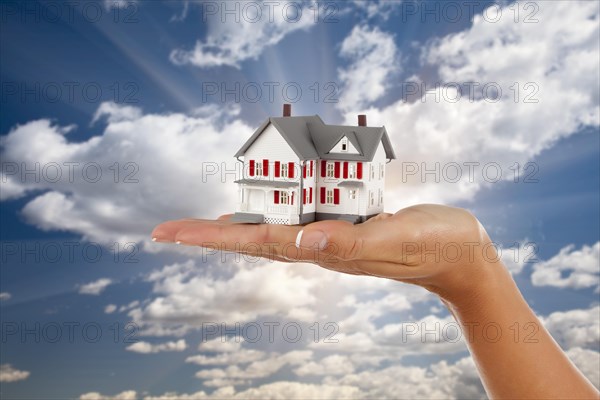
341;139;348;152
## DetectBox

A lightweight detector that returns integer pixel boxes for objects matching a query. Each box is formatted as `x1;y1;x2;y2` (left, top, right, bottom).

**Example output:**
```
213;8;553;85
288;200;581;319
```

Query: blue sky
1;1;599;398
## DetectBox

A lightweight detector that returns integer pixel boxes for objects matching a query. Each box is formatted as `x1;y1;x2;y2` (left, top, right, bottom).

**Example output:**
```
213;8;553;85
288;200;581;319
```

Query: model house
231;104;395;225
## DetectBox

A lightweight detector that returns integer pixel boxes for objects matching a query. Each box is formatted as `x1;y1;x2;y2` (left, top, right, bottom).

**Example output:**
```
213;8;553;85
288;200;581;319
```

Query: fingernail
296;229;327;250
295;230;304;248
176;241;181;245
152;237;157;242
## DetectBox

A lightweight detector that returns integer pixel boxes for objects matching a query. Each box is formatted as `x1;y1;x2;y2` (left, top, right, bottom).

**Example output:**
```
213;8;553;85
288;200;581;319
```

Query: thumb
295;220;365;261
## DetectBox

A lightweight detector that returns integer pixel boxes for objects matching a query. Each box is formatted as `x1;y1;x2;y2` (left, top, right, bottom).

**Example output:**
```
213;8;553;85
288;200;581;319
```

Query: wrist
434;257;517;314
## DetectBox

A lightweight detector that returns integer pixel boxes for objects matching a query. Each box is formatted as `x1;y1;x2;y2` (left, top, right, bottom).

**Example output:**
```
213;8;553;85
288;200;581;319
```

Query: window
280;191;289;204
348;164;356;179
380;164;384;179
304;188;312;204
370;191;374;206
255;162;263;177
321;188;340;205
326;190;334;204
379;189;383;205
281;163;289;178
341;139;348;152
349;190;356;200
274;190;294;205
326;162;335;178
370;164;375;179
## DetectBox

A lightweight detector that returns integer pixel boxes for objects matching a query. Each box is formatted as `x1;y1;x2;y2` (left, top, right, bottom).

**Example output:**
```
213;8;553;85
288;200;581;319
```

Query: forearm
443;263;598;399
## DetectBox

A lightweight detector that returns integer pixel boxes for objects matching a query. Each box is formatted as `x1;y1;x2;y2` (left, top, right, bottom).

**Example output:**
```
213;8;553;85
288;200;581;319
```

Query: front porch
234;179;301;225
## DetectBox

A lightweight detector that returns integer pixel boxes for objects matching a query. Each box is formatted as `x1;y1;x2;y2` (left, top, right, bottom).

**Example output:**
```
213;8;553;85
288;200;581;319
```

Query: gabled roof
321;130;363;155
234;115;396;162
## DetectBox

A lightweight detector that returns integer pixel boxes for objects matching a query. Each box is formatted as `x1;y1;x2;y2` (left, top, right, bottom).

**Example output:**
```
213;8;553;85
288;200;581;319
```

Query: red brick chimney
283;104;291;117
358;114;367;126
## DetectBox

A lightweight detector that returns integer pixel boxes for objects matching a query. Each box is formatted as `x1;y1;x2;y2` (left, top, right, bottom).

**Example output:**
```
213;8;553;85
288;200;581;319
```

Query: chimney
358;114;367;126
283;103;291;117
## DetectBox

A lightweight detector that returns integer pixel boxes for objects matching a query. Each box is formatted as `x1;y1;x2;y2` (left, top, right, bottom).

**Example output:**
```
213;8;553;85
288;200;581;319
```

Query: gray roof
234;179;298;188
234;116;396;162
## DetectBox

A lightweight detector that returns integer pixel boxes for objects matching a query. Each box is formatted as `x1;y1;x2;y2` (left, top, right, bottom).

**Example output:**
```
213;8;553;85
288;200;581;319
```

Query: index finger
152;219;319;262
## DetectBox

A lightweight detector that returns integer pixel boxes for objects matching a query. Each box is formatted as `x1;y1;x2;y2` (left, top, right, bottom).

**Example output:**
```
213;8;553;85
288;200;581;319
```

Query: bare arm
152;204;599;399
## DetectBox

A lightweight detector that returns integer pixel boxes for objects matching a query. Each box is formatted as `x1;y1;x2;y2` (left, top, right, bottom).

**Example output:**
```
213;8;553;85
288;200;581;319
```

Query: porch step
230;212;264;224
337;214;361;225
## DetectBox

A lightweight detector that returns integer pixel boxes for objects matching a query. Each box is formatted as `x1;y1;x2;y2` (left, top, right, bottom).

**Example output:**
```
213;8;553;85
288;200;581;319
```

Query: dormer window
341;139;348;152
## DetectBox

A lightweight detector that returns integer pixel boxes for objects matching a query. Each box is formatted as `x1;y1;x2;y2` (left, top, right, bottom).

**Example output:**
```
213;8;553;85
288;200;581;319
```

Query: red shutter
274;161;280;177
334;162;340;178
288;162;294;178
291;192;294;205
303;164;307;179
343;162;348;179
249;160;255;177
303;188;306;204
274;190;279;204
310;187;313;203
263;159;269;176
321;160;327;177
334;188;340;205
320;187;326;204
310;161;314;177
357;162;363;179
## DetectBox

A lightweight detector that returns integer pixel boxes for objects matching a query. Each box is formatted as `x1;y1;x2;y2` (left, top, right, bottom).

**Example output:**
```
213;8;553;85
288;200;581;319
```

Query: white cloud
0;364;30;382
372;314;465;355
566;347;600;389
198;337;244;353
103;0;137;11
346;1;599;208
104;304;117;314
542;306;600;350
0;102;250;245
128;260;320;336
194;350;312;384
119;300;140;313
169;1;315;69
352;0;400;20
338;25;398;112
75;306;600;398
80;390;137;400
0;292;11;301
170;0;189;22
532;242;600;290
87;383;362;400
91;102;142;124
202;381;363;399
126;339;187;354
186;349;265;367
78;278;113;295
293;354;355;376
324;356;485;399
117;356;484;399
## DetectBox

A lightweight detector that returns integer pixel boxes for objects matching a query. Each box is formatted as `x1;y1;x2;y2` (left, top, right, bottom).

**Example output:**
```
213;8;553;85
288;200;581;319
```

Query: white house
231;104;396;225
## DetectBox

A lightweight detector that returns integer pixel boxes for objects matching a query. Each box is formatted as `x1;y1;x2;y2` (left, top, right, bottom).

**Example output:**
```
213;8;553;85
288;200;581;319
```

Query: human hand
151;204;502;304
151;205;600;399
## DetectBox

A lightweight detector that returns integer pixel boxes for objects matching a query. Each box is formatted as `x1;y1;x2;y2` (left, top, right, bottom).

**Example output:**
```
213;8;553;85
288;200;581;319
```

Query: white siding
236;123;304;223
364;143;386;215
328;136;360;154
243;123;299;177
